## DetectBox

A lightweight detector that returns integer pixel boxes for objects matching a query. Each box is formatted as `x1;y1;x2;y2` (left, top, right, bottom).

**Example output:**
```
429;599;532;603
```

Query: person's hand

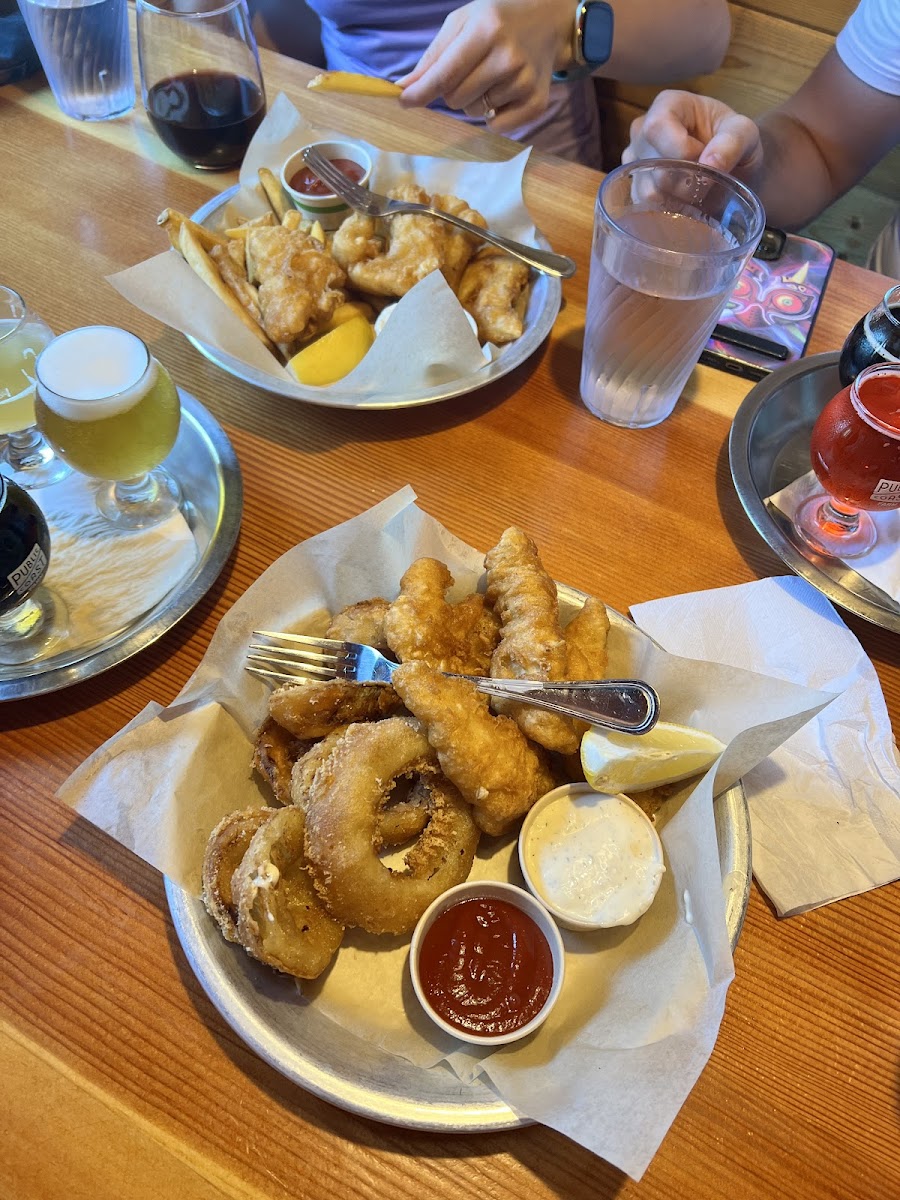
397;0;572;134
623;89;765;179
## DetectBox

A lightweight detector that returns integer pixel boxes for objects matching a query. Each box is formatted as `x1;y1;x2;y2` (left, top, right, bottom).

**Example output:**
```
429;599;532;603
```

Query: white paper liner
56;488;832;1178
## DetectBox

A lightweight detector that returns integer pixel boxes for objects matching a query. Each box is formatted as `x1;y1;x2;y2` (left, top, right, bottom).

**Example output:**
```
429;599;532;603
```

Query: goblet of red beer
797;362;900;558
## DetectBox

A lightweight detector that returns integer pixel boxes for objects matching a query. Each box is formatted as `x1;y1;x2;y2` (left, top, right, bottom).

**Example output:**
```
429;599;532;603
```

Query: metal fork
247;631;659;735
301;145;577;280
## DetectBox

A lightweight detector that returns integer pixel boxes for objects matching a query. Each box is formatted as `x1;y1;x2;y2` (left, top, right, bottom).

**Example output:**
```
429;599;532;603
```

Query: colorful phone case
701;230;836;380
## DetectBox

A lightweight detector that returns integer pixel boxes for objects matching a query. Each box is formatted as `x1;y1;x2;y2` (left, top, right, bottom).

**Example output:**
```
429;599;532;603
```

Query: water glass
580;158;764;428
136;0;265;170
16;0;134;122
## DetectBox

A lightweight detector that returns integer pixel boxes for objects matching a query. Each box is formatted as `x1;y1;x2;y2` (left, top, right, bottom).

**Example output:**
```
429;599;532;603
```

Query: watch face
582;2;614;66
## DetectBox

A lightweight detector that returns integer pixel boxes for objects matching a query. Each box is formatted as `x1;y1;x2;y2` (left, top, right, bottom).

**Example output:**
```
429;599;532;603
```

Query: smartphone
700;227;836;381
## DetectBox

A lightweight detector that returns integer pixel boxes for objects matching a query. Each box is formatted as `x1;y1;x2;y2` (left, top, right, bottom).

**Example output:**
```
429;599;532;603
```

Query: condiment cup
518;783;665;932
280;140;372;231
409;879;565;1047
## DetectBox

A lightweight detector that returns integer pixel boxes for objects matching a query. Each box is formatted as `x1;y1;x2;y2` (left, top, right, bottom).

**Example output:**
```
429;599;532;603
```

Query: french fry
225;212;277;238
281;209;302;232
177;223;275;353
310;219;325;245
258;167;289;220
157;208;228;253
307;70;402;98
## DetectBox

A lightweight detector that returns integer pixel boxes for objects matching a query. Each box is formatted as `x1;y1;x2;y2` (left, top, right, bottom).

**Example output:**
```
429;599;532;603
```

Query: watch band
552;0;614;83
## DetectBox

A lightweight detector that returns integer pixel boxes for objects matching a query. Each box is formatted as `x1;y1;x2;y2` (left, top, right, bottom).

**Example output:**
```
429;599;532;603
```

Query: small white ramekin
280;140;372;231
518;783;665;932
409;879;565;1047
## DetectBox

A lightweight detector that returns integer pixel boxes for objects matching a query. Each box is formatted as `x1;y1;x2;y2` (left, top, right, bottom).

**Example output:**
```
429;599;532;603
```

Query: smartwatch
552;1;614;83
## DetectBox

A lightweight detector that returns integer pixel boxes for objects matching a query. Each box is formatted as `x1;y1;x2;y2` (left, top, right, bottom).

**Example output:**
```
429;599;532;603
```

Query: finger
638;107;706;162
399;29;487;106
697;114;761;174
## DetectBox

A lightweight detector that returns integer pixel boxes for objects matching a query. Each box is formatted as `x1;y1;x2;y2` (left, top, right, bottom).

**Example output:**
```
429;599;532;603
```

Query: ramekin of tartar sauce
518;783;665;931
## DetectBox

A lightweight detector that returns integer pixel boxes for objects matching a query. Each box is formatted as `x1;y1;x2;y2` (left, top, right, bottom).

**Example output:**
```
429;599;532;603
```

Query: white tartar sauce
523;790;665;928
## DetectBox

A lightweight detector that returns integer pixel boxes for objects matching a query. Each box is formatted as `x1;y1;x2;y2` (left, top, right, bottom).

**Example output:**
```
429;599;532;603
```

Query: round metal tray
187;185;562;411
729;351;900;633
0;393;243;700
166;602;751;1134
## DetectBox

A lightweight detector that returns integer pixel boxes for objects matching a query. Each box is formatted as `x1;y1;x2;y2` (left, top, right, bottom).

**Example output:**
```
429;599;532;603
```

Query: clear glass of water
16;0;134;121
34;326;182;530
580;158;765;429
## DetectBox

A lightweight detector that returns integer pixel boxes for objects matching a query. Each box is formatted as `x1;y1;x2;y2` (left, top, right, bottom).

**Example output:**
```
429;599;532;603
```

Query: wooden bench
595;0;899;266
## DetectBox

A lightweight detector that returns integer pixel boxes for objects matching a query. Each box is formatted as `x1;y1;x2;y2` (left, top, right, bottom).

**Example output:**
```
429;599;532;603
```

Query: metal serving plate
729;351;900;633
187;185;561;411
0;394;242;700
166;602;751;1134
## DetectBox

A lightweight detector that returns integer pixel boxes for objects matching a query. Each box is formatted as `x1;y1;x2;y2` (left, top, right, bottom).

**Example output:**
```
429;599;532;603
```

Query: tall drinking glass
0;285;71;489
580;159;765;428
16;0;134;121
0;475;68;665
838;283;900;387
136;0;266;171
34;326;183;531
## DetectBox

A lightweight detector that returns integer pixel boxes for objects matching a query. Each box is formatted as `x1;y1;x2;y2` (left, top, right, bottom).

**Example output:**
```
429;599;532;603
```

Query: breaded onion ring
304;718;480;935
232;806;344;979
291;726;430;848
269;678;401;739
202;806;280;942
252;717;314;805
325;598;390;646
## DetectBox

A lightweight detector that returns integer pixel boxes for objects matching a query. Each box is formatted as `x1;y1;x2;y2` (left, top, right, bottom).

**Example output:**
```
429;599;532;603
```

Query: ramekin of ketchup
410;880;565;1046
280;140;372;231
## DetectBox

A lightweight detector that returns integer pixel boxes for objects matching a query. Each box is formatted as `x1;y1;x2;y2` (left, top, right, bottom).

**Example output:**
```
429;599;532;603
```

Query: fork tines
248;630;344;683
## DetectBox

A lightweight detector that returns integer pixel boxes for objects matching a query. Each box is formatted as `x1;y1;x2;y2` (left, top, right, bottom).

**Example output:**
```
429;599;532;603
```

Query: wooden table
3;40;899;1200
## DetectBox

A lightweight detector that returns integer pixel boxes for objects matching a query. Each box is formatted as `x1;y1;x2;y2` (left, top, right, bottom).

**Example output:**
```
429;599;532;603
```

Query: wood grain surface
2;35;900;1200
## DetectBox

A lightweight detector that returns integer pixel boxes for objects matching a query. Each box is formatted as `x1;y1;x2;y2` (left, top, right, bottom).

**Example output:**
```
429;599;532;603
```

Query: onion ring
202;806;280;942
252;717;314;805
232;806;344;979
304;718;480;935
269;678;401;739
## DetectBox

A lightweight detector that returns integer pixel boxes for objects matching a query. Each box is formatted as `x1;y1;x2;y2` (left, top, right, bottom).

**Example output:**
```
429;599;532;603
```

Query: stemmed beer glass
796;362;900;559
0;285;71;488
34;326;183;531
839;283;900;386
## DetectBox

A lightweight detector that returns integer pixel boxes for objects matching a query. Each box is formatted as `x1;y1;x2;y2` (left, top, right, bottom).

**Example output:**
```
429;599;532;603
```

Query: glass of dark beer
0;475;68;664
136;0;266;171
839;283;900;386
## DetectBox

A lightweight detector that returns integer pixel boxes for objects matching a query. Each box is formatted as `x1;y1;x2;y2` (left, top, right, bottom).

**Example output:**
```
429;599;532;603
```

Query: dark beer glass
839;284;900;386
0;476;67;664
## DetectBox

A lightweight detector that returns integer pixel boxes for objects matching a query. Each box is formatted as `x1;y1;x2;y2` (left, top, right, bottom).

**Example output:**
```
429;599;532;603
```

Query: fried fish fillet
383;557;500;674
325;597;390;646
457;246;530;344
245;225;346;345
268;678;401;739
485;526;579;754
391;660;554;836
332;184;486;296
564;595;610;680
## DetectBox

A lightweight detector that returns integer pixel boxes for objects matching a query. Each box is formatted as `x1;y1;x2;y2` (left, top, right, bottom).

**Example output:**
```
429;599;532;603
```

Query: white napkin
632;576;900;916
0;462;197;665
768;472;900;602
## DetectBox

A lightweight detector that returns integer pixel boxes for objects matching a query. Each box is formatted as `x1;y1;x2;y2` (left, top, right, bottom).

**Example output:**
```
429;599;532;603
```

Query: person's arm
625;50;900;229
398;0;730;136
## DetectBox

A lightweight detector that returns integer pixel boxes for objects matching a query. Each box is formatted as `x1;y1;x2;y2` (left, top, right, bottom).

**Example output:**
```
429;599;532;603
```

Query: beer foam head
37;326;154;421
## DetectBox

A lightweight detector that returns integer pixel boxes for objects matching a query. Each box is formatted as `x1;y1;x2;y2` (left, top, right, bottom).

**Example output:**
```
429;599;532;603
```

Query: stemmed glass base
0;586;69;665
2;427;72;489
796;494;878;559
95;466;183;531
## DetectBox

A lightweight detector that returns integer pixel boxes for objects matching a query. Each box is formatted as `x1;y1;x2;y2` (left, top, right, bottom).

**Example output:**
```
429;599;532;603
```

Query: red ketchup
288;157;366;196
417;897;554;1037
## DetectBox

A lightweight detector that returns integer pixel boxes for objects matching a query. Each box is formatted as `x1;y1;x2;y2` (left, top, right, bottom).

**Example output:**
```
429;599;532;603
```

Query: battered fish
245;225;346;345
457;246;530;344
391;661;554;837
564;595;610;680
268;678;401;739
383;557;499;674
485;526;579;754
332;184;486;296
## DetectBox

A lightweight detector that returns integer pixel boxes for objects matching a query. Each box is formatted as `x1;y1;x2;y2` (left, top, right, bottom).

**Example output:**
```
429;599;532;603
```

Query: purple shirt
304;0;603;167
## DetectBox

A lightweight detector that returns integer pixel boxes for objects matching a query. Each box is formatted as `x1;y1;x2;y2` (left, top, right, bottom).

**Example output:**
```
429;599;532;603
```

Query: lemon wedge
288;315;374;386
580;722;725;794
